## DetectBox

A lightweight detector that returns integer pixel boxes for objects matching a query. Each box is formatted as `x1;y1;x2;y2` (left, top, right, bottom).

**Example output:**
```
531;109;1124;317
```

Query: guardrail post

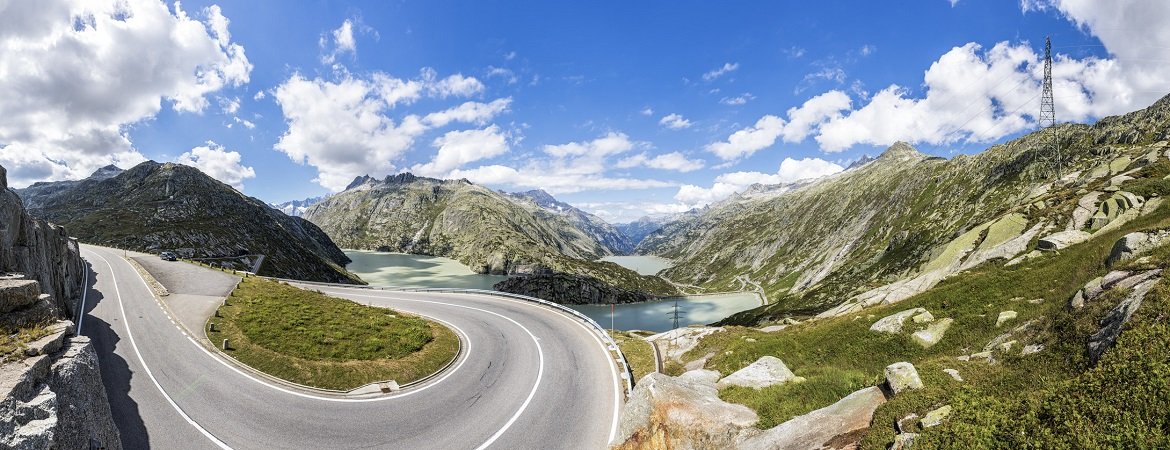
222;339;230;350
209;322;216;332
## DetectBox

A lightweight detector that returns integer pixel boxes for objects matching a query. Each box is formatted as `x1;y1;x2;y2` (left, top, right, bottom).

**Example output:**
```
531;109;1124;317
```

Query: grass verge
0;321;53;362
206;277;458;391
611;330;657;383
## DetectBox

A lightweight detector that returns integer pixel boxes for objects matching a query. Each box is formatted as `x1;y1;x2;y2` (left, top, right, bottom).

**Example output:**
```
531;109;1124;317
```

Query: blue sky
2;1;1168;222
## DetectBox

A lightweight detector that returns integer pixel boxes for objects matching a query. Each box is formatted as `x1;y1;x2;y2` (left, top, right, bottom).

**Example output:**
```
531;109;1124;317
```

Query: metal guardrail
258;275;636;397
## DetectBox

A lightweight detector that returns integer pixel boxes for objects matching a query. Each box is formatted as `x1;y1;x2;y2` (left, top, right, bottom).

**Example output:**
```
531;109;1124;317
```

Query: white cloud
274;67;501;191
780;91;852;142
219;96;241;114
706;116;785;160
504;51;517;61
616;152;705;172
423;68;485;98
720;93;756;105
640;107;654;116
233;117;256;129
334;20;356;53
703;62;740;81
0;0;251;187
320;19;377;64
673;157;843;208
253;90;266;101
487;66;519;84
543;132;636;158
423;98;512;128
659;113;693;130
176;142;256;190
795;1;1170;152
411;126;510;177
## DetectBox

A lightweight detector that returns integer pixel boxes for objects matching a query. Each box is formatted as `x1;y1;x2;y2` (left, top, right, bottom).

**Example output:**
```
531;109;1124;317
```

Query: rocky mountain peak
517;189;562;209
846;154;876;170
89;165;124;180
345;175;376;190
878;142;925;161
384;172;419;185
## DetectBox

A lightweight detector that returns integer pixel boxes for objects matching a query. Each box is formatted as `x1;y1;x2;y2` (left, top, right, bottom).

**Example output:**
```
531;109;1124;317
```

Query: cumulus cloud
659;113;693;130
787;1;1170;152
703;62;739;81
176;142;256;190
435;132;674;194
674;158;844;208
273;67;500;191
616;152;705;172
0;0;251;187
411;126;510;177
640;107;655;116
706;116;785;161
423;98;512;128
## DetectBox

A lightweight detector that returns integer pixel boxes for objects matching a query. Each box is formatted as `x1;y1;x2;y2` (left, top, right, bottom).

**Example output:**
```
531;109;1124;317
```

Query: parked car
160;251;177;261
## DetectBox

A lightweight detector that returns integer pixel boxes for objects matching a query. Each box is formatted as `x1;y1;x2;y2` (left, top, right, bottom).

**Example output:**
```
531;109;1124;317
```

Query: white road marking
83;248;233;450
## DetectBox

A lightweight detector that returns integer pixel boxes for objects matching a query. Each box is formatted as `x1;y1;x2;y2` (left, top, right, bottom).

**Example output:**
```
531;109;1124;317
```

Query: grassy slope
0;321;53;362
612;330;658;382
206;277;458;390
670;196;1170;445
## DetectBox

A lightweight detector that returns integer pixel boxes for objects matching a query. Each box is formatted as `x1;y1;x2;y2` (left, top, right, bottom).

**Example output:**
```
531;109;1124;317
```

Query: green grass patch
0;321;53;362
670;201;1170;443
207;277;459;390
611;330;657;383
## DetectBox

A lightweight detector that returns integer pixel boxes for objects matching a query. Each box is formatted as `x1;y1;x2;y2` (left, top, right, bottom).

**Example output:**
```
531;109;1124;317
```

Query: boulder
884;362;923;395
1037;230;1091;251
891;432;919;450
677;369;721;385
1108;230;1170;266
0;279;41;314
911;318;953;348
943;368;963;382
614;372;758;448
1088;277;1160;365
1021;344;1044;355
739;386;888;450
869;308;928;334
716;356;804;389
921;405;953;428
995;311;1018;327
911;311;934;324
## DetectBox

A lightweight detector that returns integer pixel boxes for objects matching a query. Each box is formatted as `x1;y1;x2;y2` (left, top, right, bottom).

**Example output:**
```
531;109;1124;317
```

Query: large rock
910;318;953;348
1107;230;1170;266
1037;230;1091;251
614;372;758;449
0;336;121;450
869;308;928;334
716;356;804;389
0;175;84;318
739;386;888;450
884;362;923;394
0;279;40;314
1088;277;1159;365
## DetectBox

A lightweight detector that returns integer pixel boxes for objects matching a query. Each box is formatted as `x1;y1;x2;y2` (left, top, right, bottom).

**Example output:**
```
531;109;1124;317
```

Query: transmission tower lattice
667;300;685;330
1040;36;1059;177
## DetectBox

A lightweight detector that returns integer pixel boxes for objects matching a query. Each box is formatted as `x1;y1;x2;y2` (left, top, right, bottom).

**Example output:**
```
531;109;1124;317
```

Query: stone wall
0;165;85;318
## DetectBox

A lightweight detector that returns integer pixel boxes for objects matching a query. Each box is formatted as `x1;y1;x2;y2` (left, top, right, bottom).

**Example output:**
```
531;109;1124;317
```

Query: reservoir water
344;250;763;332
599;255;673;276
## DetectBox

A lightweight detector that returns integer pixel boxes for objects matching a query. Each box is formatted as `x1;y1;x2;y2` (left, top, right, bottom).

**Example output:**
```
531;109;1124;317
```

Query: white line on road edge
316;289;547;450
327;286;622;446
83;248;232;450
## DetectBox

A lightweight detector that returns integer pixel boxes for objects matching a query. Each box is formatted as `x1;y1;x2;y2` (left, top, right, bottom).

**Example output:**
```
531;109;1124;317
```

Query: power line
1041;36;1059;178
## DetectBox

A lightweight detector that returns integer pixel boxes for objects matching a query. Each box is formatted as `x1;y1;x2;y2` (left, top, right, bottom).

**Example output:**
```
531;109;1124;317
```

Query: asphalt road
79;244;622;449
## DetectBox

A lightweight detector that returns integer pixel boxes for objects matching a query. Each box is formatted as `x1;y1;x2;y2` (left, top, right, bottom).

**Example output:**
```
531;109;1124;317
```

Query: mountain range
16;162;360;284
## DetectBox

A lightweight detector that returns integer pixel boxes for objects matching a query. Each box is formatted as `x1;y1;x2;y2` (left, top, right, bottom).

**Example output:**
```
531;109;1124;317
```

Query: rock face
1107;230;1170;266
1037;230;1092;251
1087;276;1160;365
738;386;888;450
885;362;924;394
16;162;359;284
870;308;928;334
615;372;758;449
716;356;804;389
1;336;121;450
506;189;635;255
302;173;677;299
1;169;84;318
493;273;656;305
910;318;953;348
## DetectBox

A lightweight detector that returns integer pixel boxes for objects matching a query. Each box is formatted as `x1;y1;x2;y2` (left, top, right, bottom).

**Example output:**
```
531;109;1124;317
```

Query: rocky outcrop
17;162;359;284
1;166;84;318
716;356;804;389
1087;276;1159;365
738;386;888;450
1037;230;1092;251
614;371;887;450
869;308;928;334
1;336;121;450
910;318;953;348
1107;230;1170;266
884;362;924;394
494;273;656;305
